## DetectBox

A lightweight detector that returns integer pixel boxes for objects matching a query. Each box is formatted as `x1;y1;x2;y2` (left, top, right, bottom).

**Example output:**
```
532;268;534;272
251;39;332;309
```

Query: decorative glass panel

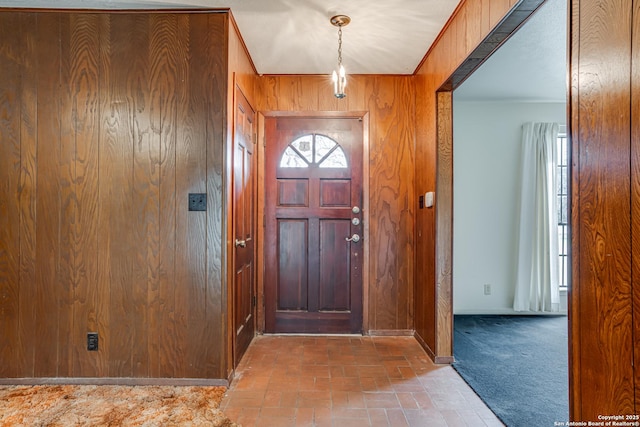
315;135;337;163
291;135;313;163
280;146;309;168
280;134;348;169
318;147;348;168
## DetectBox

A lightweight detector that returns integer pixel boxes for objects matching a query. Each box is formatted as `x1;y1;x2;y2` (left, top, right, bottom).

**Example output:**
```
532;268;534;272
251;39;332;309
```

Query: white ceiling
0;0;461;75
454;0;567;102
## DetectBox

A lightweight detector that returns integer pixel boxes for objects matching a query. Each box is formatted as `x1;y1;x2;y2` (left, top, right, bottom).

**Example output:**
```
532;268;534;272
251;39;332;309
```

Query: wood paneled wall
256;75;416;332
570;0;636;418
0;10;229;380
413;0;515;360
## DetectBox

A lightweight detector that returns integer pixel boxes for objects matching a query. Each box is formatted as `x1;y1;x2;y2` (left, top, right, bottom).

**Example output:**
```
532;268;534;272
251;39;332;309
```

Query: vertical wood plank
259;76;279;111
58;14;79;377
17;12;38;377
481;0;492;41
205;12;227;379
489;0;511;30
413;73;437;351
0;11;23;378
455;4;468;66
345;75;366;112
124;14;152;379
34;14;67;377
94;14;112;378
99;14;139;377
125;15;161;378
182;14;209;378
69;13;101;377
55;15;76;378
170;14;191;379
630;0;640;414
400;77;416;330
149;14;179;378
466;0;483;53
573;0;634;418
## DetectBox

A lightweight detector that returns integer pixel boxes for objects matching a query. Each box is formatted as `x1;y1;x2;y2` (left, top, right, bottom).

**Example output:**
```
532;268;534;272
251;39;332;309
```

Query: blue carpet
453;315;568;427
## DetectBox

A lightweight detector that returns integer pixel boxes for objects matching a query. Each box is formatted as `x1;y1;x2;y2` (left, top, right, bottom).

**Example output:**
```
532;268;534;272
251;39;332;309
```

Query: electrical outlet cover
188;193;207;211
87;332;99;351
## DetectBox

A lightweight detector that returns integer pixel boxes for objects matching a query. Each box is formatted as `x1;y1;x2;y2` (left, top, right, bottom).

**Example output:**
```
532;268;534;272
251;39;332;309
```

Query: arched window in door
279;134;348;168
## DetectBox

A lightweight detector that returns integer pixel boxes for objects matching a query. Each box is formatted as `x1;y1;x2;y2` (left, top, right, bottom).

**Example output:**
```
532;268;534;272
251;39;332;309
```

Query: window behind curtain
557;129;568;289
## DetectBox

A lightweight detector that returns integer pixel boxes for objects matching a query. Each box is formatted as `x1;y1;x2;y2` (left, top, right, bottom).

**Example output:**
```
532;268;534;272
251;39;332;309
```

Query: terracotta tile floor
220;335;503;427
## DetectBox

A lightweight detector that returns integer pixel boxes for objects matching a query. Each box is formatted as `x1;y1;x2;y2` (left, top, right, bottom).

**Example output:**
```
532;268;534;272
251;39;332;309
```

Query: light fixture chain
337;25;343;66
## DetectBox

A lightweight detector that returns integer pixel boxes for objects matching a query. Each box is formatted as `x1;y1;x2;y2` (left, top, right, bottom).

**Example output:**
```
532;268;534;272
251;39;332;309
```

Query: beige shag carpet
0;385;237;426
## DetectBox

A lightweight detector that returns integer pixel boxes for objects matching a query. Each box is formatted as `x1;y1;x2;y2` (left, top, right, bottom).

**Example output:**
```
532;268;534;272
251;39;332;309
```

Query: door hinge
263;214;266;226
252;295;257;307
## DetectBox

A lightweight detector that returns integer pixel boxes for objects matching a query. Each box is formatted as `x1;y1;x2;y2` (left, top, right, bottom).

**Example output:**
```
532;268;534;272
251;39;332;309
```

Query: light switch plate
425;191;434;208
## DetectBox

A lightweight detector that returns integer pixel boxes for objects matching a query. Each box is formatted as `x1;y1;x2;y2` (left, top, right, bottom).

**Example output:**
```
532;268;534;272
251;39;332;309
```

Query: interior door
264;116;363;333
232;88;256;364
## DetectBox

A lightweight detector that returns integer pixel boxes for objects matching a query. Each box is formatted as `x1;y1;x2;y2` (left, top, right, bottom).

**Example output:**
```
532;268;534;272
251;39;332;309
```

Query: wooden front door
232;88;256;364
264;117;363;334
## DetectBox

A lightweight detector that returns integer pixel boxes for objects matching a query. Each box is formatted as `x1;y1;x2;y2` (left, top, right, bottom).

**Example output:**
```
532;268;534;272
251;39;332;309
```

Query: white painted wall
452;100;567;314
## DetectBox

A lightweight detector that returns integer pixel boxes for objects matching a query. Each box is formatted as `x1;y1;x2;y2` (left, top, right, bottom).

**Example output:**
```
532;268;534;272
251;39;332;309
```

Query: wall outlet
87;332;98;351
483;284;491;295
188;193;207;211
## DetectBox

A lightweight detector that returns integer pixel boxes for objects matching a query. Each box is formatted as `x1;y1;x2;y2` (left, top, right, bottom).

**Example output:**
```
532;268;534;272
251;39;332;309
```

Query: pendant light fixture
330;15;350;99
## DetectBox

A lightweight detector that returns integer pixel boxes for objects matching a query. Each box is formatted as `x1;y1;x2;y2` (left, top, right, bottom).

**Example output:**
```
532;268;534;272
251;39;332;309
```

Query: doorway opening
436;0;570;424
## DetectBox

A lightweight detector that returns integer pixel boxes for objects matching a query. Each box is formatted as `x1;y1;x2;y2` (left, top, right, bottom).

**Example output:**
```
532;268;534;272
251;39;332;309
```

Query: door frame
431;0;564;361
256;111;370;333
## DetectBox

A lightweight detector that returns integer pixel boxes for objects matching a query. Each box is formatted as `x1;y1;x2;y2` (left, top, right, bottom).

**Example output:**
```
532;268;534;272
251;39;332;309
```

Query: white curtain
513;122;560;312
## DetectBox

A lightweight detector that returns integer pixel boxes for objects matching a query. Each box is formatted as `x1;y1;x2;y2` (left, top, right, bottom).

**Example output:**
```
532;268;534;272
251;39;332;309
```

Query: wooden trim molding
367;329;415;336
435;91;454;360
439;0;547;91
413;332;436;360
0;378;229;386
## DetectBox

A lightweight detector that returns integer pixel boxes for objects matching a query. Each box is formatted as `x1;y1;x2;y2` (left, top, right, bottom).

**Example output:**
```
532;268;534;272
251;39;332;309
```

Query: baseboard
0;377;229;386
453;309;568;316
261;333;363;337
413;332;454;364
413;331;435;359
366;329;414;336
434;356;455;364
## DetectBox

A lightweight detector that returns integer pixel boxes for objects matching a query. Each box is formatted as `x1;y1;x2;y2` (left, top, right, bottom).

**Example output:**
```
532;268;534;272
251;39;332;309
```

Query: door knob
345;234;361;243
235;239;246;248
